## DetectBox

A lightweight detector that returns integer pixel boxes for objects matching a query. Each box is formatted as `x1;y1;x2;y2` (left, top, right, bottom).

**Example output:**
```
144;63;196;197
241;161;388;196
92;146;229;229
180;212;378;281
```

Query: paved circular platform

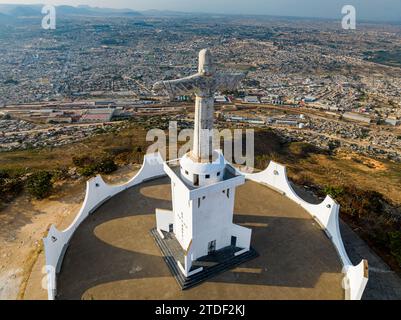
57;177;344;300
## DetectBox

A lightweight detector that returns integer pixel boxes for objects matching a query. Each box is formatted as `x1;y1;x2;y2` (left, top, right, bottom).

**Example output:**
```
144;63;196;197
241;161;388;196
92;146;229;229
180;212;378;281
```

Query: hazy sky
1;0;400;21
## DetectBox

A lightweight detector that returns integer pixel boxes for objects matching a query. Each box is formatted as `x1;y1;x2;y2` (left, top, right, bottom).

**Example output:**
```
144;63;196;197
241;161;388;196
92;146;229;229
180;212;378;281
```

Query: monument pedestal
150;228;259;290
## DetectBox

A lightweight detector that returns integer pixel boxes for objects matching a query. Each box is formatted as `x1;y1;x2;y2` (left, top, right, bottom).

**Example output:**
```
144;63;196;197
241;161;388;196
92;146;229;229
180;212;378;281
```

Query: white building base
159;151;253;276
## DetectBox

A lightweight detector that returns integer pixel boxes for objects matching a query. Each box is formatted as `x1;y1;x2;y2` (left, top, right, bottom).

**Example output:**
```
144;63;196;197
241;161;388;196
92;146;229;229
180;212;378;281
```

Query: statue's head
198;49;216;76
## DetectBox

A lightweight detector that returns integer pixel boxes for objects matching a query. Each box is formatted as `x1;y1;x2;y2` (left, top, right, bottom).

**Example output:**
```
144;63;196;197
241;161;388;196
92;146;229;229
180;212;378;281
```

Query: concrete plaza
56;178;344;300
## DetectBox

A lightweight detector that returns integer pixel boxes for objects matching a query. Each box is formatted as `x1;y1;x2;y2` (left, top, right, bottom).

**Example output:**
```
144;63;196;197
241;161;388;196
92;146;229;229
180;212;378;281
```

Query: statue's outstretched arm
215;73;245;92
153;74;202;99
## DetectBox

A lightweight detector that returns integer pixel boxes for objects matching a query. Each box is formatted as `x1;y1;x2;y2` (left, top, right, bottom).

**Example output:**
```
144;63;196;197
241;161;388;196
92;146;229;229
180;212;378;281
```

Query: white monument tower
152;49;256;288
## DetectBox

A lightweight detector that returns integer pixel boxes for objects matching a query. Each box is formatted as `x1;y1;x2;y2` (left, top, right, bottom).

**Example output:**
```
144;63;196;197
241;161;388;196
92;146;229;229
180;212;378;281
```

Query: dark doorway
208;240;216;255
231;236;237;247
169;224;174;233
194;174;199;186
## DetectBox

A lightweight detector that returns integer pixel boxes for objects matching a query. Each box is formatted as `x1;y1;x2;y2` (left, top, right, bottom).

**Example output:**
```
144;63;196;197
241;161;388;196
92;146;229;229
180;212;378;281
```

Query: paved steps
150;228;259;290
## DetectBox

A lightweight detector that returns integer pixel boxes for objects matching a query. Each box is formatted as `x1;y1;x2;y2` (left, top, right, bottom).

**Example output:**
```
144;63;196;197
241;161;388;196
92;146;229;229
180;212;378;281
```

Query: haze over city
0;0;401;21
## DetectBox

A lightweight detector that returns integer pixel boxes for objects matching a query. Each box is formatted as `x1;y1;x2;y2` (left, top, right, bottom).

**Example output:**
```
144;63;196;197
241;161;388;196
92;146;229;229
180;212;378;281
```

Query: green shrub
72;156;94;168
53;167;69;181
0;169;10;180
96;158;118;174
76;156;118;177
0;169;24;206
0;176;24;201
323;185;344;199
106;146;133;156
26;171;53;199
288;142;320;158
78;165;98;177
336;185;384;218
328;141;341;153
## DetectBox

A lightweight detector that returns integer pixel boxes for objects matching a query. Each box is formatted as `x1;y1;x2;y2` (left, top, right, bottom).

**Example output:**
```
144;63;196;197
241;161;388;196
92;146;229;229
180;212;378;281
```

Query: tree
75;156;118;177
97;158;118;174
26;171;53;199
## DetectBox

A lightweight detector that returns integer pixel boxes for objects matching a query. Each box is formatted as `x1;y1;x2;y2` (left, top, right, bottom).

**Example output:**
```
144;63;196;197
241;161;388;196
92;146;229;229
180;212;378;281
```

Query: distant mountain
56;5;93;16
8;5;43;17
142;9;210;17
0;4;42;17
0;4;142;18
76;5;141;16
57;5;142;17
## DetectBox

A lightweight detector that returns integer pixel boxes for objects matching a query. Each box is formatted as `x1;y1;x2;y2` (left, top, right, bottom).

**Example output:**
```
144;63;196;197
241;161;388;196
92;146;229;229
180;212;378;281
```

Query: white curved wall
245;161;369;300
344;260;369;300
43;153;165;300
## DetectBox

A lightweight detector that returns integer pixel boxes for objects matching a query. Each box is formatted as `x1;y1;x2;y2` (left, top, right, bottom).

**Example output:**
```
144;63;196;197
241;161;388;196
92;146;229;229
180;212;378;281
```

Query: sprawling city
1;1;401;306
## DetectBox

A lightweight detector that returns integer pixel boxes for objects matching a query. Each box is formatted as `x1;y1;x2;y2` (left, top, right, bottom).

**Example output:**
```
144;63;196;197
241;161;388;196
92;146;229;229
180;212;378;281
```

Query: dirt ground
0;165;140;300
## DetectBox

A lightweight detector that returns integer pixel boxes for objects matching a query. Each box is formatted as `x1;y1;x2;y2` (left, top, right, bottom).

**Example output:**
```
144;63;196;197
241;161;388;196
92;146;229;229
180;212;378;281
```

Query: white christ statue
153;49;245;162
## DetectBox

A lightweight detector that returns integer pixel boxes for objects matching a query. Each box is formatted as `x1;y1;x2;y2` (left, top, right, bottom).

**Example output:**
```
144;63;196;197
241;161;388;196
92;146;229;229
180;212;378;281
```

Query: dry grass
0;127;149;172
